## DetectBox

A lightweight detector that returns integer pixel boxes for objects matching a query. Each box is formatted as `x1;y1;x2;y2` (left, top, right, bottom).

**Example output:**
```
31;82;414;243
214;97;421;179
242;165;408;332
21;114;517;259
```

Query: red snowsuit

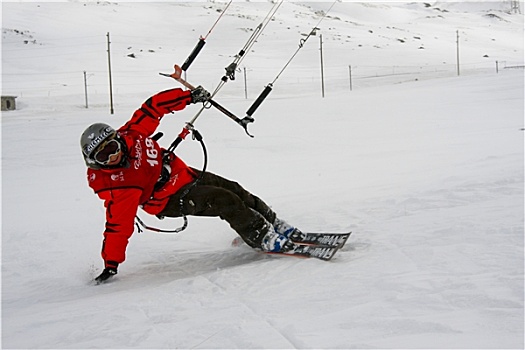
86;88;196;269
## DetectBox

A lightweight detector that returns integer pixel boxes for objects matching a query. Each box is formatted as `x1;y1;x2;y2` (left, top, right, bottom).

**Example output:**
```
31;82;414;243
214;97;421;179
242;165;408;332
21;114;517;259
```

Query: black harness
153;150;173;192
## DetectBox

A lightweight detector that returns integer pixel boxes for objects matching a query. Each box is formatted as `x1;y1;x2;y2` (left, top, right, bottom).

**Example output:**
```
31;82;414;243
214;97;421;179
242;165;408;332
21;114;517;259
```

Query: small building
1;96;17;111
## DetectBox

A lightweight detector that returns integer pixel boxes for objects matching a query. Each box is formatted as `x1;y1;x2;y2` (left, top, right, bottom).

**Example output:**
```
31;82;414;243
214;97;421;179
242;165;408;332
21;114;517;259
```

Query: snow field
2;1;523;349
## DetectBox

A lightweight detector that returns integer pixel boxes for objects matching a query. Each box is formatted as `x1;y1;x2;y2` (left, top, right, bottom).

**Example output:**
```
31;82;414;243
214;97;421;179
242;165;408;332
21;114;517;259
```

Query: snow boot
260;227;294;253
273;217;306;241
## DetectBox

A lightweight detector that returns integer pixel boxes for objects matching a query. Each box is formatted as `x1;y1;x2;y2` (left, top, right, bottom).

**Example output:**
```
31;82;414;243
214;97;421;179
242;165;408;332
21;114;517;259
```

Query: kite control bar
160;65;254;137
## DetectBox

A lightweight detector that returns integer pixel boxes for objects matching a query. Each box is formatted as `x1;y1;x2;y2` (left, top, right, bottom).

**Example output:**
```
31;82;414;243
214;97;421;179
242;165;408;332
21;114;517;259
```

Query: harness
153;150;173;192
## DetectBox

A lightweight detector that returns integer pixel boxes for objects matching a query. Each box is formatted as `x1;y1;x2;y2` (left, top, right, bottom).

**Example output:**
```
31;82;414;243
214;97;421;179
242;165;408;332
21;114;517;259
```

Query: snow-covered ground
2;1;524;349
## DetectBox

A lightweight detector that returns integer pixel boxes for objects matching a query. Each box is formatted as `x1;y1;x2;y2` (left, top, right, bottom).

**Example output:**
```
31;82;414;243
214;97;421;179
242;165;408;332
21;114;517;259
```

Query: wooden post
320;34;325;98
107;32;114;114
349;65;353;91
456;30;460;76
83;71;89;108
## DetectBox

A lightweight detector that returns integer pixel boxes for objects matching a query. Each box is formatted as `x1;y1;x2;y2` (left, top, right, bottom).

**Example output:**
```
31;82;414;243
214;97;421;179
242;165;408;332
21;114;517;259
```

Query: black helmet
80;123;119;169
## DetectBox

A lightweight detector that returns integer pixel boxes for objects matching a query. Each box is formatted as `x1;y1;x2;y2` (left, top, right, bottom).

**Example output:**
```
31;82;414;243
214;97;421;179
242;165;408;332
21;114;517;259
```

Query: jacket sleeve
98;188;142;268
119;88;193;137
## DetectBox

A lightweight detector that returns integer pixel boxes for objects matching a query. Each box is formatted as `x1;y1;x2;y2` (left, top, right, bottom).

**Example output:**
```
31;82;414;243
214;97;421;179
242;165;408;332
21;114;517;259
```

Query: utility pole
456;30;460;76
83;71;88;108
106;32;114;114
348;65;353;91
243;67;248;99
320;33;325;98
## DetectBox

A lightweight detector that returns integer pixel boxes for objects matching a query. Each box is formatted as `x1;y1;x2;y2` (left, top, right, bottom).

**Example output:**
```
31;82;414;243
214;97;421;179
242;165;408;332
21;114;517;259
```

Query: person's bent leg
191;169;277;224
159;184;273;248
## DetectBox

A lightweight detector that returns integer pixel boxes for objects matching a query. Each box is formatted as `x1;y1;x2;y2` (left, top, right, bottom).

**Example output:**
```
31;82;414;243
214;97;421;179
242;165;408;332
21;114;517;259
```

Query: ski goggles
94;138;121;165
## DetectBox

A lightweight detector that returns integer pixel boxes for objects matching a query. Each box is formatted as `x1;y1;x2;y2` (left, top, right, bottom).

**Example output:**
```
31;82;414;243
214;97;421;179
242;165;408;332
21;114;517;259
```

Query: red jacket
87;88;196;268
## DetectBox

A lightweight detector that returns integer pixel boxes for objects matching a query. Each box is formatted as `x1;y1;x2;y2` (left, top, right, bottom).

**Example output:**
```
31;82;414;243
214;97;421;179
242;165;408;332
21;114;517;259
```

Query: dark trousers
158;169;276;248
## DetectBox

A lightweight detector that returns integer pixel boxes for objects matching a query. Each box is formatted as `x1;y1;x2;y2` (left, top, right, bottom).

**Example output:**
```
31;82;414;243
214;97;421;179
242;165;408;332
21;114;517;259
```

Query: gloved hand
94;267;117;284
190;85;211;104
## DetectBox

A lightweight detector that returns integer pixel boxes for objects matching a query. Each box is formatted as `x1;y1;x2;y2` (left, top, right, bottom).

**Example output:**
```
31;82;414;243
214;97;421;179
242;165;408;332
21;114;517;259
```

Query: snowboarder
81;86;300;284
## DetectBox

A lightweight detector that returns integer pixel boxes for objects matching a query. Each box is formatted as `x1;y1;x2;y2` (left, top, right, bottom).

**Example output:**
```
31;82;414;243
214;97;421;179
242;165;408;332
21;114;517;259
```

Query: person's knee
214;191;244;214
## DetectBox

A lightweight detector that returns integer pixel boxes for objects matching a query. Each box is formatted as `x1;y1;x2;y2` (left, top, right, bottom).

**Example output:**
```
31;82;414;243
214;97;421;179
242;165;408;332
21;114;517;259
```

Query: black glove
94;267;117;284
190;85;211;104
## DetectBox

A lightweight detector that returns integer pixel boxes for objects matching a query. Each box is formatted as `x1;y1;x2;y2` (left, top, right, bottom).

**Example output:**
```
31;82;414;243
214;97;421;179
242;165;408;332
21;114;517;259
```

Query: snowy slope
2;1;524;349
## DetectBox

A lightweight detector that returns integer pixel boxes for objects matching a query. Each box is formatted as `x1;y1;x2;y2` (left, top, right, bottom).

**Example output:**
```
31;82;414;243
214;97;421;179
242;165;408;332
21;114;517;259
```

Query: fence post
320;34;325;98
107;32;114;114
243;67;248;99
349;65;353;91
456;30;460;76
83;71;88;108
